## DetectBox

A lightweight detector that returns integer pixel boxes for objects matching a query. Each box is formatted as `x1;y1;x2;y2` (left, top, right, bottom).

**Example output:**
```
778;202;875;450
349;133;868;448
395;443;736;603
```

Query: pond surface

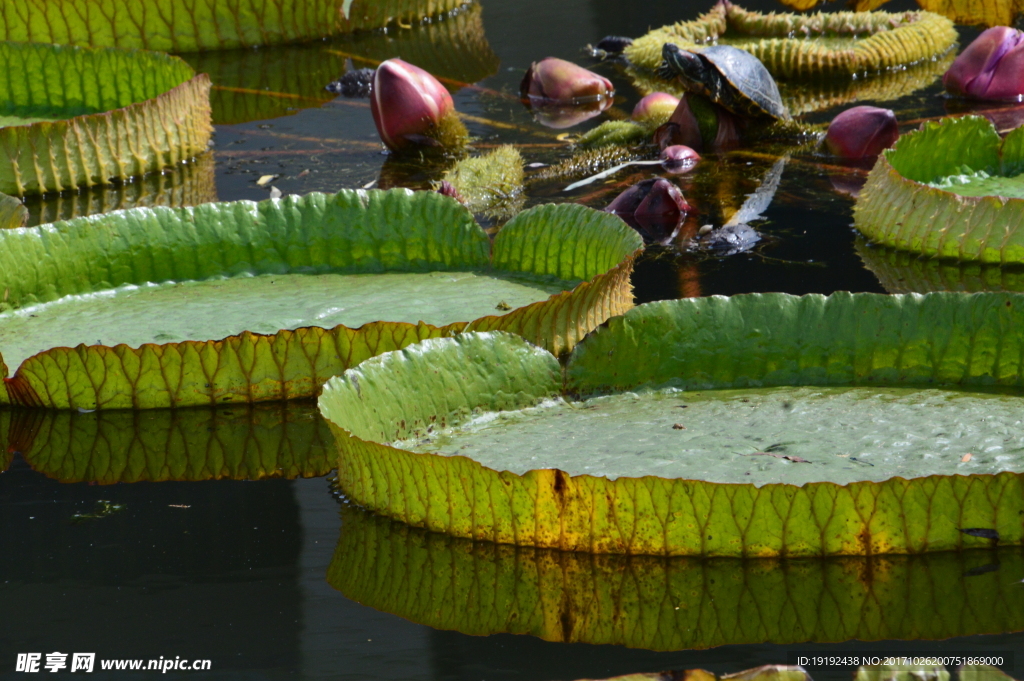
2;0;1024;678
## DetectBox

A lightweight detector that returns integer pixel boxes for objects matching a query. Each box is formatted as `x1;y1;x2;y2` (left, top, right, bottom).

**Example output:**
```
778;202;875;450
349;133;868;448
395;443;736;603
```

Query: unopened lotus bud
631;92;680;127
660;145;700;173
944;26;1024;101
520;57;614;104
605;178;690;221
371;58;466;151
825;106;899;159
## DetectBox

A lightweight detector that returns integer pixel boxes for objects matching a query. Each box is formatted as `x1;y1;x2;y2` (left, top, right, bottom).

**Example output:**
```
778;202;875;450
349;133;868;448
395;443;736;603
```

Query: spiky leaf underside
322;294;1024;556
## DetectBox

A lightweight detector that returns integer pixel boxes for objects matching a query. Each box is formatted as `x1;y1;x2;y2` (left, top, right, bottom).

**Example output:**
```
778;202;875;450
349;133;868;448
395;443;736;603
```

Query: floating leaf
627;50;955;117
0;0;471;51
0;189;640;409
322;294;1024;556
0;402;334;483
625;2;957;80
0;41;211;196
855;115;1024;263
328;505;1024;648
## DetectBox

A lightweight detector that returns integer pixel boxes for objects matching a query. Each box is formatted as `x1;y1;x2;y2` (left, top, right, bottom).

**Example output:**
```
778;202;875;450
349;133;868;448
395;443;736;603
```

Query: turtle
658;43;790;121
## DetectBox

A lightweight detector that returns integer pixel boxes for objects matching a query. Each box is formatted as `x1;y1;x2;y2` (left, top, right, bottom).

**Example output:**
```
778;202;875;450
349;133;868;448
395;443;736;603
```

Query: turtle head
658;44;711;97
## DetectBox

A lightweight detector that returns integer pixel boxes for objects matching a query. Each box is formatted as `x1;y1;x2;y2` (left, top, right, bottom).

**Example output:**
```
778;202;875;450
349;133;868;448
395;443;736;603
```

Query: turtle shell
691;45;789;121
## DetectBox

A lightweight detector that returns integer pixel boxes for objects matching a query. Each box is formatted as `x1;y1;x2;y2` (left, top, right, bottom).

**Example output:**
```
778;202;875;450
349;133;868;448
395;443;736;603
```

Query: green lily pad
626;49;955;118
0;41;211;196
0;189;640;410
855;116;1024;263
625;2;957;80
321;293;1024;556
181;3;499;125
329;505;1024;648
1;402;334;483
0;0;470;51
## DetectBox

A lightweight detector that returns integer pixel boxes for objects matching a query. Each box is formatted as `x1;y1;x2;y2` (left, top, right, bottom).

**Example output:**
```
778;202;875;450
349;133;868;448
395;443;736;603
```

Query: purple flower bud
520;58;614;104
436;181;466;204
371;59;454;151
825;106;899;159
605;177;691;237
944;26;1024;101
631;92;680;124
660;145;700;173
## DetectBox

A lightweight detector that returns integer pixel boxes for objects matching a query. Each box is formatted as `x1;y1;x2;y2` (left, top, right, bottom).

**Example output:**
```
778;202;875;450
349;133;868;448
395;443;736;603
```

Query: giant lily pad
855;115;1024;263
0;41;211;196
0;189;640;410
181;3;498;125
0;0;469;51
782;0;1023;29
1;402;334;483
329;505;1024;649
320;293;1024;556
625;1;957;80
626;50;955;117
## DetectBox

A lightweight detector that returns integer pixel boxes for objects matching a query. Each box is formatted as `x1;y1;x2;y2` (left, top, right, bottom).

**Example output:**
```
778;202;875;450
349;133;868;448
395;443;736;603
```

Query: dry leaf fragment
256;174;279;186
672;423;686;430
748;452;810;463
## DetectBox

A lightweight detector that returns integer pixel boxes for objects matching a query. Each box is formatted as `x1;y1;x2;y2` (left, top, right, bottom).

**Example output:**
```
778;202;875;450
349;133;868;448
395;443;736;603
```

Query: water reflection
0;401;334;483
181;4;499;126
329;506;1024;651
857;237;1024;293
21;152;217;227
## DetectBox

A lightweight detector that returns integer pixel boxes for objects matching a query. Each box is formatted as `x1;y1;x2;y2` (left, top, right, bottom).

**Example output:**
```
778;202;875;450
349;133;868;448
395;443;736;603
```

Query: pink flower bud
944;26;1024;101
631;92;680;124
825;106;899;159
371;58;454;151
660;145;700;174
520;58;614;104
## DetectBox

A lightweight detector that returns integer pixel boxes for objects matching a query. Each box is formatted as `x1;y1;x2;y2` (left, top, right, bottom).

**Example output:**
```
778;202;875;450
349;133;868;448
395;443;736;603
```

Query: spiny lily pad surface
0;0;470;51
0;189;640;410
330;506;1024;649
855;115;1024;263
0;402;334;482
0;41;211;196
782;0;1022;28
625;1;956;80
320;293;1024;556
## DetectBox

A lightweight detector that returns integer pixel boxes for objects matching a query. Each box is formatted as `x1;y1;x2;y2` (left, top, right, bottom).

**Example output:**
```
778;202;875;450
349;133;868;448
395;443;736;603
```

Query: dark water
3;0;1024;678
